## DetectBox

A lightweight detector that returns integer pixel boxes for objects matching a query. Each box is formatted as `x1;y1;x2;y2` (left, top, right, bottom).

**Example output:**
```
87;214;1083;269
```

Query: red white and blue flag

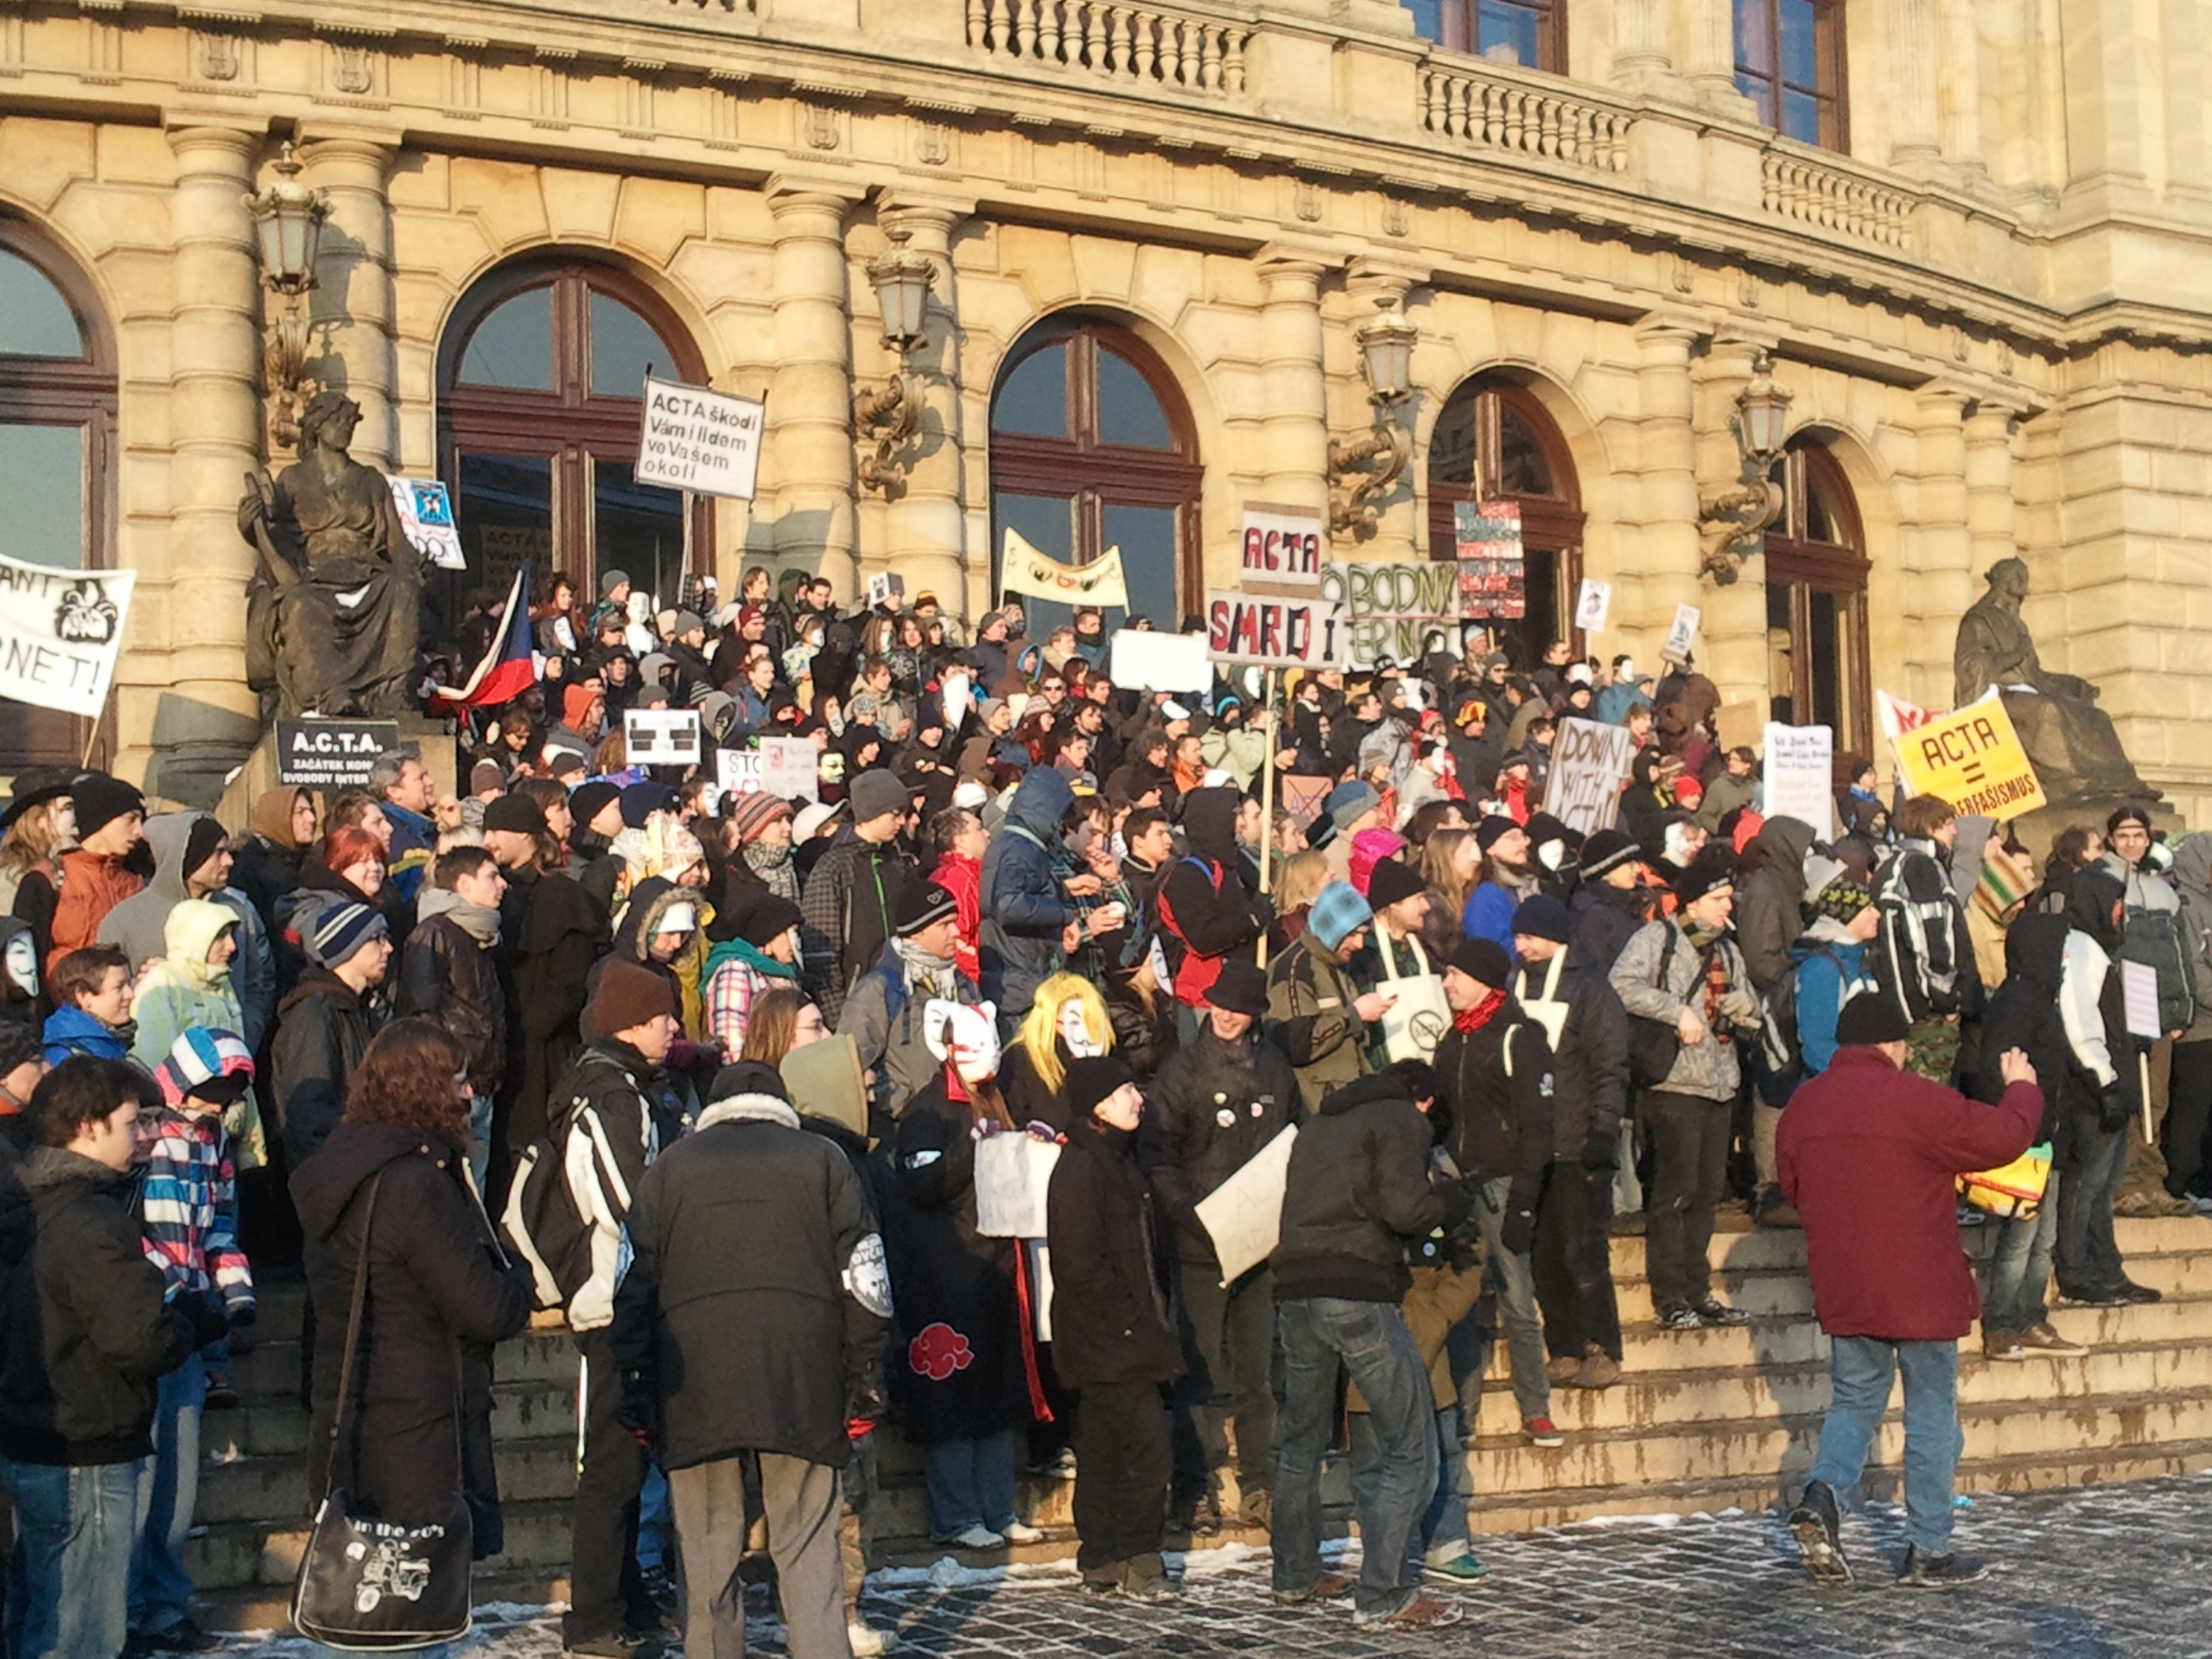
430;567;538;710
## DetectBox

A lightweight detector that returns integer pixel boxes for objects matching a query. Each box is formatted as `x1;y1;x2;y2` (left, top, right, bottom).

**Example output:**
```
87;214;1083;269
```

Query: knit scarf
1675;918;1734;1045
743;839;800;903
892;937;964;1006
1451;985;1507;1034
704;933;799;985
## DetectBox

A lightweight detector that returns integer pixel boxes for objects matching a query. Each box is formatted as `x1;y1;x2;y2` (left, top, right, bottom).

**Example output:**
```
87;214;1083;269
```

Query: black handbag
1625;919;1684;1090
292;1173;476;1650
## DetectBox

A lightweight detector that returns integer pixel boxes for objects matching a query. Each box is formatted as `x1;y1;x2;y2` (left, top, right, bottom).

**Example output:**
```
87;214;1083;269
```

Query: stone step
198;1436;579;1529
188;1497;577;1592
229;1330;578;1402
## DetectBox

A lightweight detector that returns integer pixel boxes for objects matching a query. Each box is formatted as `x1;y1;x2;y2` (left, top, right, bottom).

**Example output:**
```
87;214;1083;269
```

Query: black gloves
845;1374;890;1436
227;1305;258;1332
615;1369;657;1451
1500;1205;1537;1257
2097;1083;2133;1134
1436;1177;1476;1233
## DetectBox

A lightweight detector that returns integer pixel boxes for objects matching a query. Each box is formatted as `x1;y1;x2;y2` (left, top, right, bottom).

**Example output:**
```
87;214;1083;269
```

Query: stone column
1631;315;1707;656
1963;399;2018;576
159;123;266;746
874;192;975;624
766;175;865;601
1887;0;1942;170
1611;0;1676;91
299;130;401;471
1680;0;1755;115
1910;387;1974;702
1253;245;1334;519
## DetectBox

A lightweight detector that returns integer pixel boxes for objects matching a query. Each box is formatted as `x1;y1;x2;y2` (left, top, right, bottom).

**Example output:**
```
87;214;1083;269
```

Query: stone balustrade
1760;146;1915;250
1418;59;1633;174
963;0;1251;94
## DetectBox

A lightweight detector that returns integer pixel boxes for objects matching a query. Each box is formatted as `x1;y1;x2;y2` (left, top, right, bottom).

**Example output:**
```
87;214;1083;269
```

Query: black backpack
1752;945;1865;1108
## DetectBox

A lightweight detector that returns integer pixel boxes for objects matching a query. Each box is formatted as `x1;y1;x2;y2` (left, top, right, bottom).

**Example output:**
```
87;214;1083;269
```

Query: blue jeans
923;1429;1019;1537
1986;1168;2061;1332
1273;1298;1437;1616
1470;1176;1549;1422
1807;1335;1962;1554
2056;1114;2129;1294
1350;1402;1469;1567
3;1456;140;1659
466;1094;494;1198
636;1463;673;1573
129;1349;207;1636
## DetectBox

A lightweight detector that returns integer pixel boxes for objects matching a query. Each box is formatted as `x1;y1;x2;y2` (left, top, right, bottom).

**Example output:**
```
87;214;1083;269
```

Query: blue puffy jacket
979;767;1073;1022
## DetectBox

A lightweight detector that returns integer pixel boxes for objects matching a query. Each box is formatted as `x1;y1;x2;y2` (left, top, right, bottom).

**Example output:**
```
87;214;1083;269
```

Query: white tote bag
972;1132;1060;1240
1376;932;1452;1063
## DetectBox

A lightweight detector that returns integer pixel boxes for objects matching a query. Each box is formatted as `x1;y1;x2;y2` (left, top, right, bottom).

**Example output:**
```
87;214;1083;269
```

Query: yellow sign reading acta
1891;695;2049;819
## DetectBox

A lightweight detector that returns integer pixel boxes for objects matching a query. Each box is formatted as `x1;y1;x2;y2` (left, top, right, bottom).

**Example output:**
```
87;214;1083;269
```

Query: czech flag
429;568;539;710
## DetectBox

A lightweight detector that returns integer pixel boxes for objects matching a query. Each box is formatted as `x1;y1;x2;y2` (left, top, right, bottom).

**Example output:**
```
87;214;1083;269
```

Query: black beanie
1065;1053;1136;1121
71;772;143;840
723;893;803;948
1834;995;1910;1048
183;817;228;883
482;793;546;836
1448;938;1512;988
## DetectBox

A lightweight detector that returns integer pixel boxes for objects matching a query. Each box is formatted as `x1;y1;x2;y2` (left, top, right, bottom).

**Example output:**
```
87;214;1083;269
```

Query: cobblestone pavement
233;1474;2212;1658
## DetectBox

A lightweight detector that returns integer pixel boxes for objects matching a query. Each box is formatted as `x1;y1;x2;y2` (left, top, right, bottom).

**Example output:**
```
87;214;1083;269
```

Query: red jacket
932;850;982;985
1777;1047;2040;1342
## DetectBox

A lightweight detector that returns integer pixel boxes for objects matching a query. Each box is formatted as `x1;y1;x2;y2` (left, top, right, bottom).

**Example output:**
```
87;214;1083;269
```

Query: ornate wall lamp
1328;297;1419;537
854;227;935;493
244;143;330;451
1695;351;1794;582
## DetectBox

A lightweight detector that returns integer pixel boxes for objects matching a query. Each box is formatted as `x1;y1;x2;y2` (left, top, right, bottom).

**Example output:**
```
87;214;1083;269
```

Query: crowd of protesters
0;563;2207;1656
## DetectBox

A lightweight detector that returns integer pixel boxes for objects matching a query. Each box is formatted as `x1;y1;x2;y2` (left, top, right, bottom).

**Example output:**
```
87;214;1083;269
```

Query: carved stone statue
1954;556;2160;804
238;391;423;718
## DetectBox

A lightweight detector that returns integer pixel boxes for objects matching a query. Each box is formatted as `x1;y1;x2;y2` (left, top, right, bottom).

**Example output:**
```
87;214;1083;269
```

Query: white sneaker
848;1622;891;1656
941;1525;1004;1549
1000;1521;1046;1544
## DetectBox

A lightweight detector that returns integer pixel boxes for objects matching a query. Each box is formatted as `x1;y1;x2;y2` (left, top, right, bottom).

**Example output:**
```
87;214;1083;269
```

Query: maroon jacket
1777;1047;2039;1342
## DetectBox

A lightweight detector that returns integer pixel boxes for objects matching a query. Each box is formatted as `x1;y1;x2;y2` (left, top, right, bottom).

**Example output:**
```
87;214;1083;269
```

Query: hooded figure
100;811;276;1051
232;786;319;937
1157;787;1272;1012
132;899;269;1172
1735;815;1817;995
1972;912;2071;1147
978;766;1076;1023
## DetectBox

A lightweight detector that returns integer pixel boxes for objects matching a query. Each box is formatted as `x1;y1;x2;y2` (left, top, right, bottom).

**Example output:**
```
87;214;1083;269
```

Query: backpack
2116;885;2199;1035
1157;855;1226;1007
1752;945;1866;1108
501;1060;633;1313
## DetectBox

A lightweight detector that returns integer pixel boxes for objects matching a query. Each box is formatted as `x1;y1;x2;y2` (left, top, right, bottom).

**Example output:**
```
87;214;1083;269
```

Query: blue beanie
1307;880;1374;953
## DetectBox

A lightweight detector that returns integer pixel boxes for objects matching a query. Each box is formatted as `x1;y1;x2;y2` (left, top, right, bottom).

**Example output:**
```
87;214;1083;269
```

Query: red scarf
1452;986;1507;1034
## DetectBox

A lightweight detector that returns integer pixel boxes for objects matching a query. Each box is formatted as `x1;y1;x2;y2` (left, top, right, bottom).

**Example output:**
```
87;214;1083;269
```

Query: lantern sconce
1327;297;1419;538
854;227;936;494
1696;351;1795;583
243;143;331;451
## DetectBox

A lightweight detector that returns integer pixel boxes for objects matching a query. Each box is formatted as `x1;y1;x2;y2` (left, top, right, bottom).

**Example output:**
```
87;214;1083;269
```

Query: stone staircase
194;1215;2212;1629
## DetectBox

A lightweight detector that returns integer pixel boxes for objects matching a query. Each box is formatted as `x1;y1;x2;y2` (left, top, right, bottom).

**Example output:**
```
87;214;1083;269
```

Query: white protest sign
1110;630;1212;694
626;707;702;766
1546;717;1637;835
973;1135;1061;1239
1194;1125;1298;1286
386;477;467;570
1239;502;1324;592
715;748;761;795
2121;961;2163;1040
636;375;765;499
1762;721;1835;840
866;571;905;609
939;670;972;735
1663;603;1700;664
0;553;135;717
1573;577;1611;632
758;735;820;802
1205;590;1345;671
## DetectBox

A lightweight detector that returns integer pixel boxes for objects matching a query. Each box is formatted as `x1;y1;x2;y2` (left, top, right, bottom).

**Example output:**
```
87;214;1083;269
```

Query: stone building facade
1;0;2209;820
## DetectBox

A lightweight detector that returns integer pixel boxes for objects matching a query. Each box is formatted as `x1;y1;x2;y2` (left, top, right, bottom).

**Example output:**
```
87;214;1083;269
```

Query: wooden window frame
1734;0;1848;151
988;318;1203;615
1408;0;1567;73
1426;379;1586;657
1764;443;1872;758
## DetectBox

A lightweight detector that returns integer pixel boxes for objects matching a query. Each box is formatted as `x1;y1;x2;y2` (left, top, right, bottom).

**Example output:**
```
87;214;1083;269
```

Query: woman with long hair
289;1020;530;1560
1000;972;1115;1134
873;1001;1045;1550
1266;849;1330;957
732;986;828;1070
0;773;77;965
1419;826;1481;963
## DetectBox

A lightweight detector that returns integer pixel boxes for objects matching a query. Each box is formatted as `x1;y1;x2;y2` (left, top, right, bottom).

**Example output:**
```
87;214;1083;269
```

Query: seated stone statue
238;391;423;719
1953;556;2159;804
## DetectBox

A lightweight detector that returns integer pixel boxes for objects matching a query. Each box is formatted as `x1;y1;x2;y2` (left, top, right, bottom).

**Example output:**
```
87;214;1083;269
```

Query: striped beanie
1307;880;1374;953
727;790;795;845
304;901;389;969
154;1028;254;1107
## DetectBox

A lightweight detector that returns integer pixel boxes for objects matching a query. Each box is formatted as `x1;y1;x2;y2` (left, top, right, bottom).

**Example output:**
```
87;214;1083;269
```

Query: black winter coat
1514;952;1630;1166
1045;1122;1180;1389
872;1083;1037;1444
1273;1074;1459;1306
1433;1000;1555;1217
0;1149;207;1465
1568;879;1656;974
610;1091;887;1470
295;1122;531;1529
272;968;381;1171
1971;912;2071;1148
398;910;506;1095
496;864;607;1149
1157;790;1271;1001
1141;1025;1301;1266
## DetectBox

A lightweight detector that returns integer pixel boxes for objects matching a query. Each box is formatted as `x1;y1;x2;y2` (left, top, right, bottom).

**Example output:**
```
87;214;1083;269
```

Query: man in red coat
1777;994;2042;1591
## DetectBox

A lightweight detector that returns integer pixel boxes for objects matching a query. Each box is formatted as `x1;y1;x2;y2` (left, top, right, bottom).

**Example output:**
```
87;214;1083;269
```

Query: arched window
989;317;1201;633
0;222;115;768
1764;440;1870;754
437;260;707;616
1427;378;1583;670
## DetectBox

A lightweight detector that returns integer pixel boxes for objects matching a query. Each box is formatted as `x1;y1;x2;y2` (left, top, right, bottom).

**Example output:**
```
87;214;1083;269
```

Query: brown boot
1545;1352;1583;1385
1571;1344;1622;1388
1981;1326;2024;1362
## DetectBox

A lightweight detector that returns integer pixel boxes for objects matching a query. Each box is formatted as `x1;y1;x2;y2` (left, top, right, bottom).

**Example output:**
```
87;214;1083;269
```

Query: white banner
1206;590;1345;671
1546;717;1637;835
1000;528;1128;609
626;707;702;766
0;553;135;717
715;749;760;795
636;375;765;500
1194;1126;1298;1287
1110;630;1213;694
974;1135;1061;1239
758;735;820;802
1573;577;1611;632
1762;721;1835;840
1239;503;1324;592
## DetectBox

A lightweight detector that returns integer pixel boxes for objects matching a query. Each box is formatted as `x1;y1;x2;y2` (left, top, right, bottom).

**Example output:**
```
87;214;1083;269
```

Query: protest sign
626;708;702;766
866;571;905;609
1001;528;1128;608
274;719;400;788
1318;560;1460;672
1546;717;1637;834
1453;499;1525;619
1195;1126;1298;1286
0;553;136;719
974;1135;1061;1239
939;670;972;735
758;735;820;802
1279;773;1332;826
1205;589;1345;671
1662;603;1700;664
1111;630;1211;694
1762;722;1835;839
386;478;466;570
1240;503;1324;592
1887;693;2048;819
1573;577;1611;633
635;375;764;499
2122;961;2163;1041
715;748;760;795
